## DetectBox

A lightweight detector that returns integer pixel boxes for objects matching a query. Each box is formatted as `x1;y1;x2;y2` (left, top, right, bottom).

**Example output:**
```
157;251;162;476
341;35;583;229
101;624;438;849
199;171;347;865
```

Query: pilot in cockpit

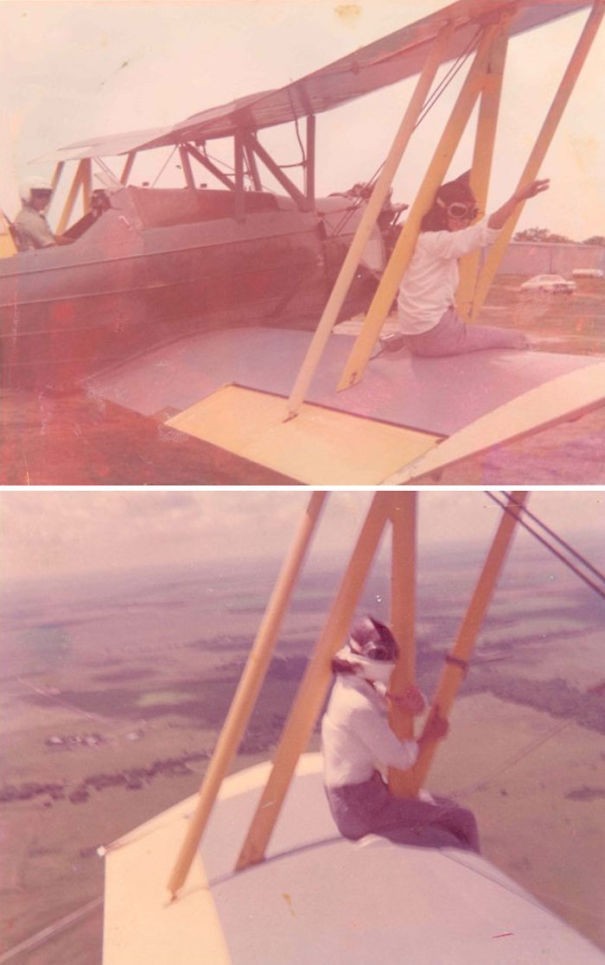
13;177;72;251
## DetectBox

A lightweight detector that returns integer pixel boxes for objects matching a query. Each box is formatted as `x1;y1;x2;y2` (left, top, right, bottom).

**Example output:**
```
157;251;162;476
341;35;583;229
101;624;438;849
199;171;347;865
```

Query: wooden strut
247;132;310;210
50;161;64;197
456;21;509;321
0;210;17;258
56;158;92;235
120;152;136;185
399;490;528;798
470;0;605;320
183;144;236;191
234;131;245;222
170;490;527;888
305;113;316;205
243;133;262;192
337;20;503;391
284;22;453;419
235;492;395;871
179;145;196;190
167;491;326;898
235;489;528;856
388;492;417;760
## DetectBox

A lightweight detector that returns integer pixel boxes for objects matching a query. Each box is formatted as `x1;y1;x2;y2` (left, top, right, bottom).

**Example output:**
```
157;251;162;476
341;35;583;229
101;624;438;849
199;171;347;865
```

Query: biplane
2;0;604;485
100;491;605;963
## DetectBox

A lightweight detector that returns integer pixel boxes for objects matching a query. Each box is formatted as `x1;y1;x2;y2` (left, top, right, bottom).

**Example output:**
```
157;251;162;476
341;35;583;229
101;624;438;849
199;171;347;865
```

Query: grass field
415;274;605;484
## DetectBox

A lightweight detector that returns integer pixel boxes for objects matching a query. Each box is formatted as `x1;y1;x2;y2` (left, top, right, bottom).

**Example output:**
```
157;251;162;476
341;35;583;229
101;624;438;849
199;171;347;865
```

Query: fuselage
0;186;382;388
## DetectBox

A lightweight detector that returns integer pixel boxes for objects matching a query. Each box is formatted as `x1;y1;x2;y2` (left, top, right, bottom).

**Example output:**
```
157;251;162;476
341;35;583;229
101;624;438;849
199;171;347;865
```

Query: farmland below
1;543;604;961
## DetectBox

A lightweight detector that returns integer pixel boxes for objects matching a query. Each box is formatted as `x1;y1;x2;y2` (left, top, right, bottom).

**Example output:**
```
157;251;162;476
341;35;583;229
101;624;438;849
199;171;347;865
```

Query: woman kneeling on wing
322;615;480;851
394;172;549;356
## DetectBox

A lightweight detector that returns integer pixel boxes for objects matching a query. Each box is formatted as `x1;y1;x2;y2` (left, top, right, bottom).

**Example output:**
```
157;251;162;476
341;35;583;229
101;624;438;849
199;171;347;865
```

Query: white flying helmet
334;615;400;686
19;176;53;204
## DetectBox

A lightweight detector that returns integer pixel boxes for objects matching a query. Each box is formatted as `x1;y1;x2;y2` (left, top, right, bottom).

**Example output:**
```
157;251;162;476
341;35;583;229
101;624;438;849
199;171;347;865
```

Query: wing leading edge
45;0;591;162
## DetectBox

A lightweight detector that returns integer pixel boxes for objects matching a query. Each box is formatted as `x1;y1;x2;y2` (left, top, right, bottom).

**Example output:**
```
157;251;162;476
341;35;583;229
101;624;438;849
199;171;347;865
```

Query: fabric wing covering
46;0;590;162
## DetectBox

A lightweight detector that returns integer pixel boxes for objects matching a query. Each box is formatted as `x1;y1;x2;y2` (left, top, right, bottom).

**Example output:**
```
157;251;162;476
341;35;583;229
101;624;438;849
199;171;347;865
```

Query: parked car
519;273;576;293
572;268;604;278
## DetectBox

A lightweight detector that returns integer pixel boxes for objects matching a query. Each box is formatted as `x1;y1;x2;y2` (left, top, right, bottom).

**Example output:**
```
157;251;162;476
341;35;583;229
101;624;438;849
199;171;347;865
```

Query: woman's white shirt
321;675;418;787
397;219;500;334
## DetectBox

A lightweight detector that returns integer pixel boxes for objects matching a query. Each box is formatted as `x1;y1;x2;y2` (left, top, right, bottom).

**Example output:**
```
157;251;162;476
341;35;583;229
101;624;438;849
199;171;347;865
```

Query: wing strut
338;0;603;383
336;19;503;391
470;0;605;320
234;492;397;871
235;491;526;870
56;158;92;234
167;491;326;898
166;491;528;895
456;23;509;319
389;491;527;797
284;22;453;418
388;493;418;743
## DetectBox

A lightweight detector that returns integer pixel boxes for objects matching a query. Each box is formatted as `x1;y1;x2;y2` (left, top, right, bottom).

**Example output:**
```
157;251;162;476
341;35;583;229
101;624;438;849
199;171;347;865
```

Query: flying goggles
436;197;479;220
349;617;399;662
351;641;395;662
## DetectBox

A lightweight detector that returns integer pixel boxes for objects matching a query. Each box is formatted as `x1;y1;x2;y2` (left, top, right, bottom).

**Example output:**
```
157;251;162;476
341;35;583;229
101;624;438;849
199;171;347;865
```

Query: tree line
514;228;605;246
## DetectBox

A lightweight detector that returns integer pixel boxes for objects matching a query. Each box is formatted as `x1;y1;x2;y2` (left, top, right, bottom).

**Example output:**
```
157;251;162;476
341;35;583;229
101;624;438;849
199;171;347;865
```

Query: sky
1;489;603;583
0;0;604;240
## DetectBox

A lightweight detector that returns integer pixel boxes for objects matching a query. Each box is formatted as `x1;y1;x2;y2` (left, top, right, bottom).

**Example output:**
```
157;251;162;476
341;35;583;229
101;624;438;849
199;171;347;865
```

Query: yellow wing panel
166;385;440;485
388;360;605;484
103;795;230;965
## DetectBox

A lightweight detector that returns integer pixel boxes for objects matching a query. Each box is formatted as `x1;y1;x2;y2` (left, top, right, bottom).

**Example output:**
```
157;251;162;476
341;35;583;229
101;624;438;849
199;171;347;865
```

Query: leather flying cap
349;616;399;662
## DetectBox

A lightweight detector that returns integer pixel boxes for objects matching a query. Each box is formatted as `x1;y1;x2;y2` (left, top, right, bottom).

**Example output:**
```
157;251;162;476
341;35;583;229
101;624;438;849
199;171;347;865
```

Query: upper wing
43;0;591;161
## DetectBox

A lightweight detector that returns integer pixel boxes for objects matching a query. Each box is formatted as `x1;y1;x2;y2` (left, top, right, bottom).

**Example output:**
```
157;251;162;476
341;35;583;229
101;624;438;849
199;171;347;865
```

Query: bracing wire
327;25;483;240
202;149;235;175
445;491;603;807
194;148;261;192
187;27;483;235
504;492;605;586
289;85;307;170
412;25;482;130
151;145;179;188
486;492;605;600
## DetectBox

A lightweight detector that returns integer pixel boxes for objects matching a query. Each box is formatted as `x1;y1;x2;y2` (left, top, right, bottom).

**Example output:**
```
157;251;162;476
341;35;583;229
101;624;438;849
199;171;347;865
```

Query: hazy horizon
2;490;603;586
3;520;601;616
